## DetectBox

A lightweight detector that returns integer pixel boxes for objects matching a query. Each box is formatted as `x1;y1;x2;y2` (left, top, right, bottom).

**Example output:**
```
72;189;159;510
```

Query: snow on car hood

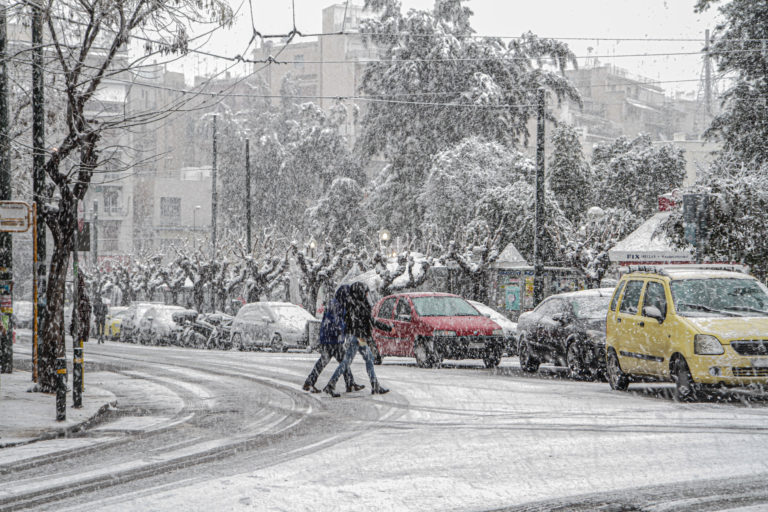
418;315;501;335
683;316;768;341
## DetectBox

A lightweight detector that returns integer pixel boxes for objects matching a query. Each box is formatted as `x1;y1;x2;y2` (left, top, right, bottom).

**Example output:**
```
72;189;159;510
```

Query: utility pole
211;114;217;259
245;138;251;253
533;88;546;307
704;29;712;115
92;200;98;268
0;2;13;373
32;0;46;355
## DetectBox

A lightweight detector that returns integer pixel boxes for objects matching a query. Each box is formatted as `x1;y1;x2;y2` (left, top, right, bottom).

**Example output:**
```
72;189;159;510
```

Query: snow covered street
5;340;768;511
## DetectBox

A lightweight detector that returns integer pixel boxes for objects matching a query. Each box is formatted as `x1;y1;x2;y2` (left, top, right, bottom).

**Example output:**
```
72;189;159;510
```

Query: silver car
230;302;315;352
137;305;191;346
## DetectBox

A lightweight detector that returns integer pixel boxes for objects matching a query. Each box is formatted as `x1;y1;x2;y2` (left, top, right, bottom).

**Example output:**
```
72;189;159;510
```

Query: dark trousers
305;344;354;389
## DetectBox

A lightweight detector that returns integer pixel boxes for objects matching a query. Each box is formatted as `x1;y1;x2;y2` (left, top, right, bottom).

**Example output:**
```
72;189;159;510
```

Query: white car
230;302;315;352
137;305;191;345
469;300;519;355
120;302;160;343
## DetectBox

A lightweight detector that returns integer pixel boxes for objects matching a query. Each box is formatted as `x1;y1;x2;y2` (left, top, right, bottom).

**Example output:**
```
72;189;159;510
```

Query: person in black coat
93;295;107;344
323;282;392;397
302;285;363;393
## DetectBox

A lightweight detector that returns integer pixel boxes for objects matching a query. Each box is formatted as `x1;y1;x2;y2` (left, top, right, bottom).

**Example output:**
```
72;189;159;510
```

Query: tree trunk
38;242;70;392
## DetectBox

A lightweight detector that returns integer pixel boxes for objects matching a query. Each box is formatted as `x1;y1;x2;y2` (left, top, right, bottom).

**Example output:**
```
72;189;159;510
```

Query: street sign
0;201;31;232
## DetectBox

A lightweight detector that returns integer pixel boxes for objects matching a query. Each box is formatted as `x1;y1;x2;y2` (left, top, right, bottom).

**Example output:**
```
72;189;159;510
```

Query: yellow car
105;307;129;340
605;266;768;401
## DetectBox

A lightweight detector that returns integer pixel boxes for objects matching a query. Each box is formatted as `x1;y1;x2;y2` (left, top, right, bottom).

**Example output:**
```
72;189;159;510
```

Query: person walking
94;295;107;344
323;282;392;397
302;285;364;393
70;274;91;344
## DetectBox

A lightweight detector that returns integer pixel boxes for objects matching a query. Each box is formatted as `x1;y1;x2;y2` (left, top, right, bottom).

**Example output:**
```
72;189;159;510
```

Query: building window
103;189;120;214
294;54;304;69
160;197;181;225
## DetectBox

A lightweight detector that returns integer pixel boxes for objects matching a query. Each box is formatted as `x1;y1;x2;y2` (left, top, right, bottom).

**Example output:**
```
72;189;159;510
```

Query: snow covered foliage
696;0;768;166
305;177;369;247
217;78;361;237
359;0;580;236
364;252;434;298
661;167;768;280
420;137;534;246
591;135;686;217
565;208;641;287
548;123;592;223
442;225;503;302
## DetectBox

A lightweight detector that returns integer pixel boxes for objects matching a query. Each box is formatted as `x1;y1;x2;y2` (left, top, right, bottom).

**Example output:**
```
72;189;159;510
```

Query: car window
536;299;561;316
572;296;611;319
411;296;479;317
377;298;396;320
642;281;667;318
395;299;412;321
609;281;626;311
670;278;768;317
619;280;644;315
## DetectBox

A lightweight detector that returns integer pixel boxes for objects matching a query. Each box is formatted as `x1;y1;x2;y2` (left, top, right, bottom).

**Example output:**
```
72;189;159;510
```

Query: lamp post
379;229;391;255
193;205;201;249
309;238;317;258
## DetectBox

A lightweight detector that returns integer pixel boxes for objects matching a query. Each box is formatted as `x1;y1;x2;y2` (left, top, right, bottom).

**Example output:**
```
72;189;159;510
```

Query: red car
371;292;505;368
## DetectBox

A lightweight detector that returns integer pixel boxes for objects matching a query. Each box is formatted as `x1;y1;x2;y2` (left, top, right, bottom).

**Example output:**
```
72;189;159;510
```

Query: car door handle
638;321;645;327
616;318;621;323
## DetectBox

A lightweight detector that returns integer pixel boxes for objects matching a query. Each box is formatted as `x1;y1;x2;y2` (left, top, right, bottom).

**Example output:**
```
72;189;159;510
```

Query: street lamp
309;238;317;258
193;205;201;249
379;229;391;254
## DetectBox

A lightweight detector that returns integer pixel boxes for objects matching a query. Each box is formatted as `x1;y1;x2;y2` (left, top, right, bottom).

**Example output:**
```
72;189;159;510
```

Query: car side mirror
397;314;411;322
146;316;153;322
551;312;568;324
643;305;664;323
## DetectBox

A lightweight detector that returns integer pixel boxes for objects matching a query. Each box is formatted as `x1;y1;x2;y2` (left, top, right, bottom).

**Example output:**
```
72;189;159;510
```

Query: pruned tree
373;251;433;298
442;222;504;303
30;0;233;391
292;241;354;315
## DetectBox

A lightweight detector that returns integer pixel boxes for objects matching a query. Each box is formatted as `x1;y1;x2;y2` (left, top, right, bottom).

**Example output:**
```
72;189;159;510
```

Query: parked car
12;300;33;329
105;306;129;340
137;305;194;345
469;300;518;355
230;302;315;352
119;302;160;343
371;292;505;368
517;288;613;380
606;265;768;401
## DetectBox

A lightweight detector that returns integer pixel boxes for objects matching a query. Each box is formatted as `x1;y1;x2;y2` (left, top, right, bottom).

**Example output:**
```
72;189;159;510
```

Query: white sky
180;0;723;96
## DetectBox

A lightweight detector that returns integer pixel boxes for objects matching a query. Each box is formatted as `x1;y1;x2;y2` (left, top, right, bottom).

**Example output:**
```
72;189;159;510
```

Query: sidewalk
0;368;117;448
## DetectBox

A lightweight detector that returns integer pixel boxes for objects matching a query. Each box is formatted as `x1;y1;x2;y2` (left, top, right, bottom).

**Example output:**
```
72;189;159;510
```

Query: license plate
753;358;768;368
468;343;485;349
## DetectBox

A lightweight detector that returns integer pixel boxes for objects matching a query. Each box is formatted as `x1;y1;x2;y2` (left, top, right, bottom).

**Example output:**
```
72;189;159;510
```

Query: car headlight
433;330;456;337
492;329;503;336
694;334;724;355
586;329;606;345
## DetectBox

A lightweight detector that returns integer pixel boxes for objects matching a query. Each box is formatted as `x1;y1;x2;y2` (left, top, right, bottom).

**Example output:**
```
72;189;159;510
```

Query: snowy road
5;340;768;511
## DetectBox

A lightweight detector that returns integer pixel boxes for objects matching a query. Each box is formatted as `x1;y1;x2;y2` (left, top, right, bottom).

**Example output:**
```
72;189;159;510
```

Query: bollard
72;345;83;408
55;357;67;421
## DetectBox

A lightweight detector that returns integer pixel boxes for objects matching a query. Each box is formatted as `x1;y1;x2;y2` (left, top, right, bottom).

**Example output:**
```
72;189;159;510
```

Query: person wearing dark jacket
323;281;392;397
93;295;107;343
70;274;91;343
302;285;364;393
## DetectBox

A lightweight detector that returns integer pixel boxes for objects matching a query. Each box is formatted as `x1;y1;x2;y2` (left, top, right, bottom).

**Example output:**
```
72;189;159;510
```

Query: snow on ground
67;356;768;512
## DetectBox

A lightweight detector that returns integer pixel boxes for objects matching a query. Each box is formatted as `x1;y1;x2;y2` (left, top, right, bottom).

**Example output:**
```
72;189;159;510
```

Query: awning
609;211;692;264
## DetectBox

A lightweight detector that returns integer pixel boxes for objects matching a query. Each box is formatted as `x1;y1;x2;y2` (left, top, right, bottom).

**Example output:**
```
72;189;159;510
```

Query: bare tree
292;241;353;315
28;0;233;391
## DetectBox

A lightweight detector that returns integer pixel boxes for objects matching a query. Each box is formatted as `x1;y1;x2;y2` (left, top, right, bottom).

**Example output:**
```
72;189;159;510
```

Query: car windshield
670;278;768;317
571;296;611;319
272;306;312;325
411;297;479;317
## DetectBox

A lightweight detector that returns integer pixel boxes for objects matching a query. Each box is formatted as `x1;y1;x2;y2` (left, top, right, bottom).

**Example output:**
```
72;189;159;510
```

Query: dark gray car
516;288;613;380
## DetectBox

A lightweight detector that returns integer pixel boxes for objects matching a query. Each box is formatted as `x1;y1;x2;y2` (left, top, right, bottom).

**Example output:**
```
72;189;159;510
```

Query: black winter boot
323;385;340;398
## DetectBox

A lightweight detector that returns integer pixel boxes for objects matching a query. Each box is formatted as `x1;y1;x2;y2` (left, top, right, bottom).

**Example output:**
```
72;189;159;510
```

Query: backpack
317;297;346;345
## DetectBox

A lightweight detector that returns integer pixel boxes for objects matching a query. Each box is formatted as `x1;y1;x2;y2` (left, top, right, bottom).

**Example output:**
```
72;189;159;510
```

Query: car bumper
433;335;505;360
688;352;768;386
